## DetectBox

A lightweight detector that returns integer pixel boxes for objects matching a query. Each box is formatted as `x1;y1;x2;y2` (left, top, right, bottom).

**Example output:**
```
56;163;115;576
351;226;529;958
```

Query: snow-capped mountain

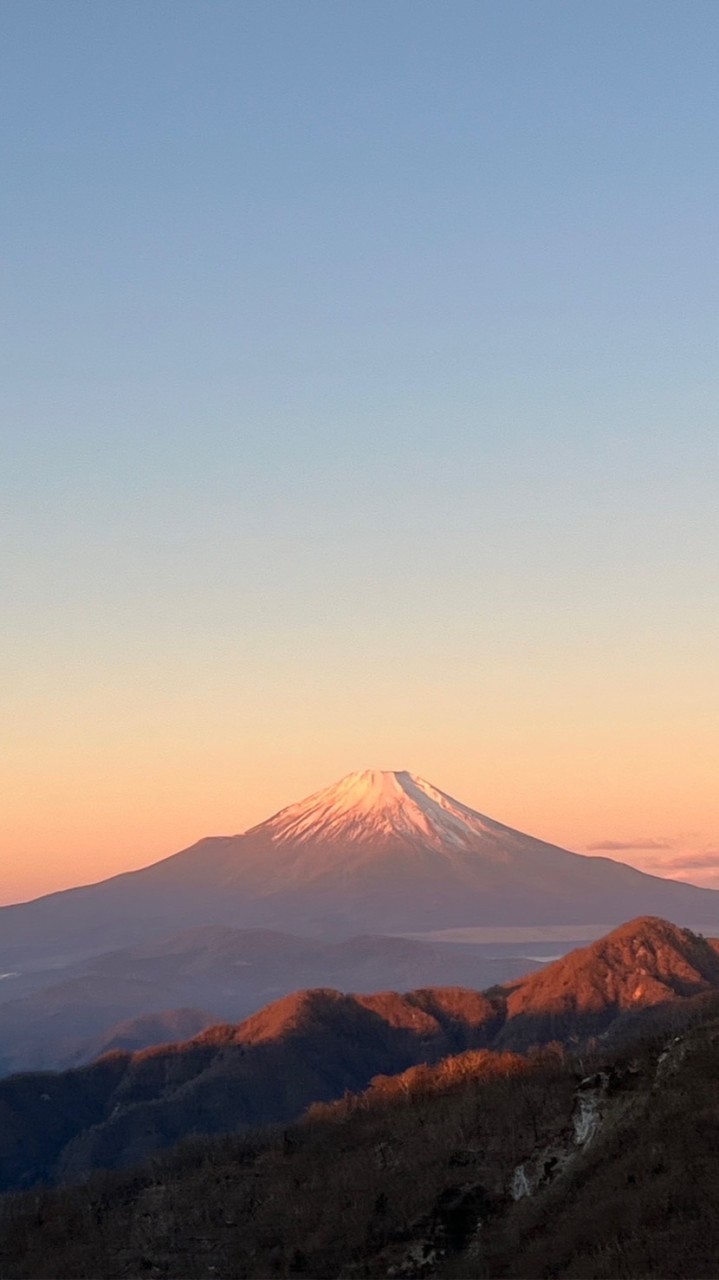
2;769;719;970
207;768;594;891
261;769;500;851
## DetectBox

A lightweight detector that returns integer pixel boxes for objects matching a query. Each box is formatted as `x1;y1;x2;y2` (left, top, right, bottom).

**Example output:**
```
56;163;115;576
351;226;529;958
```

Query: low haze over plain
2;1;717;902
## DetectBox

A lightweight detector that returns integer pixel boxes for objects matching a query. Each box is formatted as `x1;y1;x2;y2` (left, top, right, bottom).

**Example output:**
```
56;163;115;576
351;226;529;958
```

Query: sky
2;0;718;905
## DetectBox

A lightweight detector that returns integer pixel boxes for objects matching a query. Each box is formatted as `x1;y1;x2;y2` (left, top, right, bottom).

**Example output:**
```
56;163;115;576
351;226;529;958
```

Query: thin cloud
656;851;719;872
586;838;675;852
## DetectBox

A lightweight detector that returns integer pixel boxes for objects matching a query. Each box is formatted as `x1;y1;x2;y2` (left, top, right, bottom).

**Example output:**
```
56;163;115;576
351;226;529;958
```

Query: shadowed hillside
0;918;716;1193
0;926;527;1076
3;995;719;1278
0;986;503;1191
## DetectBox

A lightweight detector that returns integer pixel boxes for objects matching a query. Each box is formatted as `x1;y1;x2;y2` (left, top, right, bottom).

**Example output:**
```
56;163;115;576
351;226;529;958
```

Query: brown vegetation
4;1002;719;1279
0;1045;577;1278
0;917;715;1195
2;925;719;1276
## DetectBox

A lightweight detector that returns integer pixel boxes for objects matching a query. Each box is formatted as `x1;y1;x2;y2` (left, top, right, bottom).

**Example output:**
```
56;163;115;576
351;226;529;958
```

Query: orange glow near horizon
3;542;718;906
3;700;718;904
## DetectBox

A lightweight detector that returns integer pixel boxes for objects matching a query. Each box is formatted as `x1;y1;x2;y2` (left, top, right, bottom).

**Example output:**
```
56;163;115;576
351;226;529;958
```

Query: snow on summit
3;769;719;964
259;769;499;851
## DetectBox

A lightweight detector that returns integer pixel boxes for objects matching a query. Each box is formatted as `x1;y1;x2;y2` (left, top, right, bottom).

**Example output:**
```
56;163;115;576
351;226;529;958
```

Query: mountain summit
2;770;719;969
258;769;513;853
207;768;604;898
500;915;719;1038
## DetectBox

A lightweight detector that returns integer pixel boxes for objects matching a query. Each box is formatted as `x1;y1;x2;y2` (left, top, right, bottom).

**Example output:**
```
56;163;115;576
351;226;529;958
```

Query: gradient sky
2;1;718;905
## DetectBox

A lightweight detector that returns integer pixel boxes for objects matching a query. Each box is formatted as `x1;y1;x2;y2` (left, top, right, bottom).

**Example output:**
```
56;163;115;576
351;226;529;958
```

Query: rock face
3;771;719;970
511;1071;611;1202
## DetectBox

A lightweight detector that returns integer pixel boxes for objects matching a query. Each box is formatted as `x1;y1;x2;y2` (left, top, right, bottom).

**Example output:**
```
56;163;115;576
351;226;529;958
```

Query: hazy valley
0;925;550;1076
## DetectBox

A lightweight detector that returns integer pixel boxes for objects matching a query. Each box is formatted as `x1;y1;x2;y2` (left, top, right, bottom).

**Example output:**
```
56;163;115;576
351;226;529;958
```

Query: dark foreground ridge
2;981;719;1277
0;917;717;1193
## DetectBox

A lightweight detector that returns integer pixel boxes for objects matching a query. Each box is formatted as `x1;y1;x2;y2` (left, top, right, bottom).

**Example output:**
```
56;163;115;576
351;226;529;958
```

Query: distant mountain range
2;916;718;1192
2;770;719;974
0;926;519;1076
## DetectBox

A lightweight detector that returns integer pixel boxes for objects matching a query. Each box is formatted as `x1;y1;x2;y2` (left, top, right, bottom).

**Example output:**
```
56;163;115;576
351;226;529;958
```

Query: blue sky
2;1;718;899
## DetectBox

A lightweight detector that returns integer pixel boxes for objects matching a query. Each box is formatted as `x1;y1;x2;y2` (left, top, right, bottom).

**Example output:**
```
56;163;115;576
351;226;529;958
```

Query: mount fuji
2;769;719;970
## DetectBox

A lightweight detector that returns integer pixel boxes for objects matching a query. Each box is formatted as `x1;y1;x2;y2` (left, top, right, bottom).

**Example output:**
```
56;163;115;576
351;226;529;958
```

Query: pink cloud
584;837;719;889
587;838;675;852
655;850;719;872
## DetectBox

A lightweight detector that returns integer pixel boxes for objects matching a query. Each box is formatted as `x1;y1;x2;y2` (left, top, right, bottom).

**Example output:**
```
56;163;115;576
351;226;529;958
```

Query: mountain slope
199;771;719;934
495;914;719;1049
5;993;719;1279
0;927;515;1076
2;770;719;972
0;985;503;1191
76;1008;219;1061
0;917;717;1190
506;915;719;1014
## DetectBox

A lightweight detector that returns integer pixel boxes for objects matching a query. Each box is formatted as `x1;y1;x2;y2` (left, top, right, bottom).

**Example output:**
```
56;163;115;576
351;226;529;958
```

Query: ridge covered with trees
0;917;717;1193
